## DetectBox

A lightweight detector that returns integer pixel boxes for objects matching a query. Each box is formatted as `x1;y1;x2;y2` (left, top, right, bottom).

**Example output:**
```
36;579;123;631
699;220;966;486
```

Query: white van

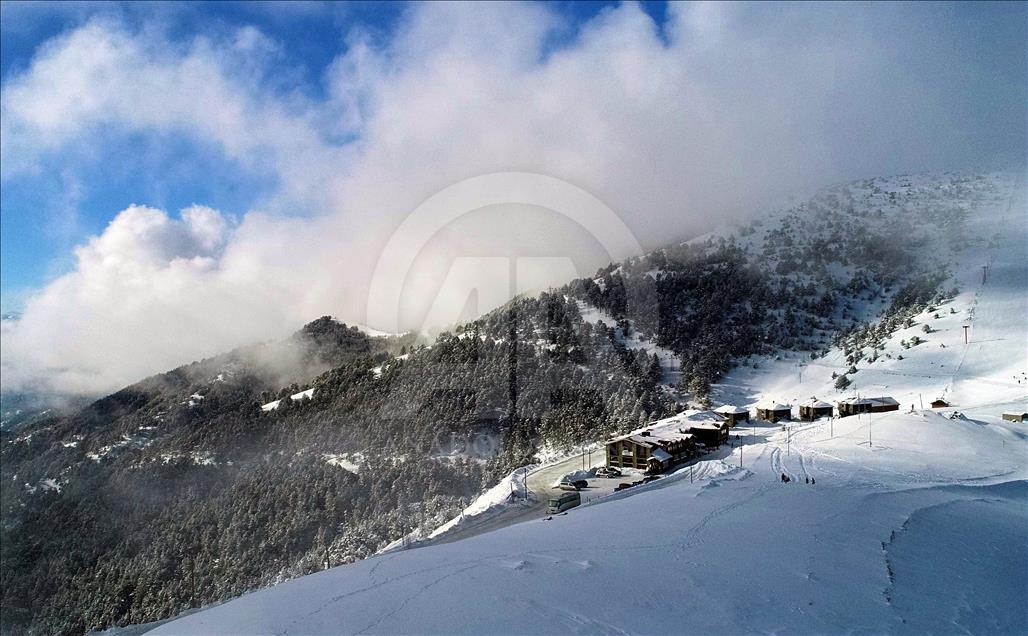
547;491;581;514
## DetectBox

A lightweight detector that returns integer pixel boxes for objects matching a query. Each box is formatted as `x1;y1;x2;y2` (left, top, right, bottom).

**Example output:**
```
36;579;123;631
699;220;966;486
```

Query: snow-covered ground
260;388;314;411
152;409;1026;635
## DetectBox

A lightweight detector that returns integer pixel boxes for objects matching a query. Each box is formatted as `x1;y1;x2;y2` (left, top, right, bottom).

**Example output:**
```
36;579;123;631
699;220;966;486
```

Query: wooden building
868;397;900;413
798;398;834;421
838;397;872;417
930;398;950;408
755;400;791;422
714;404;750;426
1002;412;1028;423
606;421;696;473
689;421;730;448
838;396;899;417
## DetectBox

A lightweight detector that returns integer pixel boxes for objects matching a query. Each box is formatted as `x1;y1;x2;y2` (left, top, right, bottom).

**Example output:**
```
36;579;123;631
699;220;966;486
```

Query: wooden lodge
714;405;750;426
867;397;900;413
838;396;900;417
1002;412;1028;423
798;398;834;421
606;421;696;473
688;420;730;449
755;400;791;422
930;398;950;408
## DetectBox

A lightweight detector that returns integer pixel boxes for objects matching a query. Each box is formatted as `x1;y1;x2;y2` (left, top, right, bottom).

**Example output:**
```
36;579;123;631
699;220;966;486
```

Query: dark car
614;482;634;492
572;479;589;489
643;475;661;483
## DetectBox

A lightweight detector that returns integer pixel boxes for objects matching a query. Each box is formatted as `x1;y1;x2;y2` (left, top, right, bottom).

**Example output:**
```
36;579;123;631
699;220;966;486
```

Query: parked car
572;479;589;489
614;482;633;492
558;482;579;492
643;475;661;483
596;467;622;478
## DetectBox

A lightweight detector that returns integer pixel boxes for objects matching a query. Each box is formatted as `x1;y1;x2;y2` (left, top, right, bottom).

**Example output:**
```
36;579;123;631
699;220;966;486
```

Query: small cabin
798;398;834;421
713;405;750;426
868;397;900;413
1002;412;1028;423
755;401;791;422
930;398;950;409
689;421;730;448
839;396;899;416
838;397;872;417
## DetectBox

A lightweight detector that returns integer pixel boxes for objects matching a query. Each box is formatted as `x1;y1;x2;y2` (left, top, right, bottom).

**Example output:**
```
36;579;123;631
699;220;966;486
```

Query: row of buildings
605;395;903;474
606;397;1024;476
722;396;901;424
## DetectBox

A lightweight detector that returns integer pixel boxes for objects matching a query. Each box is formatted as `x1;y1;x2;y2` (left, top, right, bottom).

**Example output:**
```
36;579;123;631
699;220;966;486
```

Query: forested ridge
0;172;1003;634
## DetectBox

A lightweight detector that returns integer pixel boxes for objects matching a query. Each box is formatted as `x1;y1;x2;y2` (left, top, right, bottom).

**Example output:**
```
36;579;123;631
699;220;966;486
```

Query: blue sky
0;0;674;311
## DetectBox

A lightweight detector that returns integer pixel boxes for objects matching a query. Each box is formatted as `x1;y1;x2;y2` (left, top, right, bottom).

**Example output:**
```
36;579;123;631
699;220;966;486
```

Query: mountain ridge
1;169;1022;635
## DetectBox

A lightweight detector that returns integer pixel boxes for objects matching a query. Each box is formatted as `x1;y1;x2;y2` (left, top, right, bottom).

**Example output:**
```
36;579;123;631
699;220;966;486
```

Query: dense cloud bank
1;1;1024;394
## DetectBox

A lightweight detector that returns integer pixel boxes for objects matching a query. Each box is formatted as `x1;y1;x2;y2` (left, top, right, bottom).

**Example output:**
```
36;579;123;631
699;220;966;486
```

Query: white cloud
1;1;1023;395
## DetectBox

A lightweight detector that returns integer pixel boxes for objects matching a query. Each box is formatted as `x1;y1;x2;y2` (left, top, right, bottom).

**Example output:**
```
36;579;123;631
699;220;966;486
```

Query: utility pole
982;264;988;284
690;463;694;483
919;394;924;410
963;325;969;344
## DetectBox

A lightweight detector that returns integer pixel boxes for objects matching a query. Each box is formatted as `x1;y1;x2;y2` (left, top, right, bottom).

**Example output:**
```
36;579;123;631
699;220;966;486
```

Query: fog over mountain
1;1;1024;395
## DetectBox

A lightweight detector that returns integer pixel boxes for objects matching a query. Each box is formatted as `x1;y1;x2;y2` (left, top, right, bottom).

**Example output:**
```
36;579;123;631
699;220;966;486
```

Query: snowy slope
576;300;682;387
151;173;1027;634
152;411;1026;635
714;170;1027;418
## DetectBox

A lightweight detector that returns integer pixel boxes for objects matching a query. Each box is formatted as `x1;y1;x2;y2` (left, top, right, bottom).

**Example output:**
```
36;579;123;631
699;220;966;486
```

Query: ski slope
714;170;1027;420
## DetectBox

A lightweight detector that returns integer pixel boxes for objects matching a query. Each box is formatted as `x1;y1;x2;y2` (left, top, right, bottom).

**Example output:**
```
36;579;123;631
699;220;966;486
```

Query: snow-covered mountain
4;170;1024;635
150;173;1027;634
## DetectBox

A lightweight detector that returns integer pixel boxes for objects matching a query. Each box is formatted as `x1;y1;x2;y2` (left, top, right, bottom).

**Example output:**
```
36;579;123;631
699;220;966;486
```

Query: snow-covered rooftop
650;448;672;463
714;405;749;414
611;411;726;447
755;400;790;411
799;398;833;408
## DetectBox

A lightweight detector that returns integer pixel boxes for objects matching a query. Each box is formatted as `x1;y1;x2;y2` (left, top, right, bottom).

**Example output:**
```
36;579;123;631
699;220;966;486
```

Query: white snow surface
260;388;315;412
